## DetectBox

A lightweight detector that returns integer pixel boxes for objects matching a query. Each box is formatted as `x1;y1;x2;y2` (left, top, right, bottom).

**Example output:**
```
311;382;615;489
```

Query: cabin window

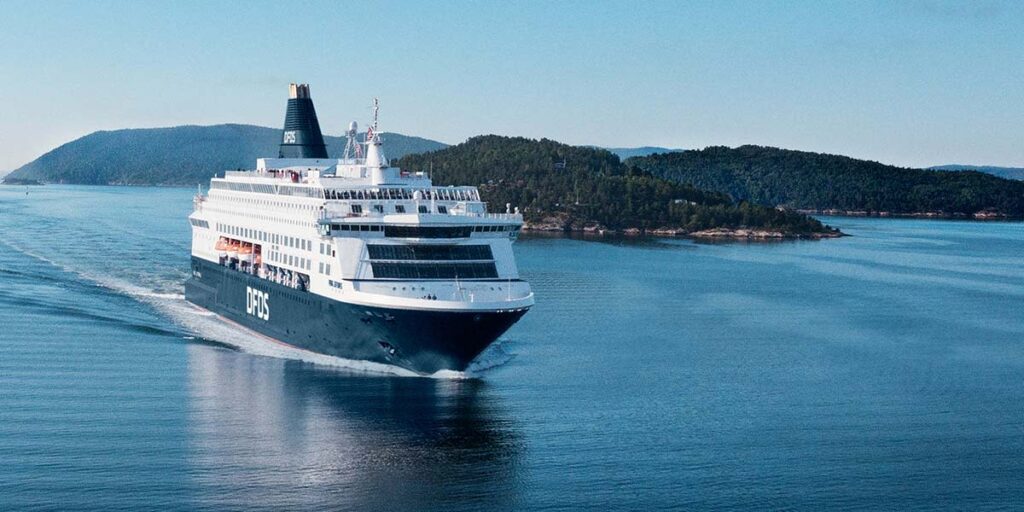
373;204;384;214
395;205;406;213
351;204;363;214
418;205;429;214
437;206;448;214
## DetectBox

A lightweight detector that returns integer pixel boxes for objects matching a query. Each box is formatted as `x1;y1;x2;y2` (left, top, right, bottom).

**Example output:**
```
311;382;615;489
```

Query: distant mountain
5;124;447;186
602;146;684;160
628;146;1024;218
929;165;1024;181
396;136;836;236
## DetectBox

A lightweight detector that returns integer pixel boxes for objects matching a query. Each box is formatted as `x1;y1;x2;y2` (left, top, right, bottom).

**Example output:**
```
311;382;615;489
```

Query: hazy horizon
6;120;1015;177
2;0;1023;172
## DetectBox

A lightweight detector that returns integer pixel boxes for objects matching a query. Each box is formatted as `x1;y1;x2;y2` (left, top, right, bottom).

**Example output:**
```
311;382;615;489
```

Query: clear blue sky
1;0;1022;171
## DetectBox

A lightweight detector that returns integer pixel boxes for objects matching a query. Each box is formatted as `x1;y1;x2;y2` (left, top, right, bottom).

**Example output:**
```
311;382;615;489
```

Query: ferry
185;84;534;374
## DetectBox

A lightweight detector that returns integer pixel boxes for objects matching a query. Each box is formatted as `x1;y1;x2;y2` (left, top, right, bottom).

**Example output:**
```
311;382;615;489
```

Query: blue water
2;185;1023;511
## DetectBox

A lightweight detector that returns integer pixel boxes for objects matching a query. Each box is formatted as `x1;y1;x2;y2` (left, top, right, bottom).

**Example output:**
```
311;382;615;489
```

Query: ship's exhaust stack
278;83;328;159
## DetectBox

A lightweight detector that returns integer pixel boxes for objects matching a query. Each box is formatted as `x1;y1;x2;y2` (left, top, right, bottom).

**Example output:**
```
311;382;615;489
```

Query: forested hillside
628;146;1024;217
397;136;835;236
5;124;445;186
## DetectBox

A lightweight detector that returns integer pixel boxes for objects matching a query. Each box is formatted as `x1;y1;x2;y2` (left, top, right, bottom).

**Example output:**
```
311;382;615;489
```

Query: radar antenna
343;120;362;161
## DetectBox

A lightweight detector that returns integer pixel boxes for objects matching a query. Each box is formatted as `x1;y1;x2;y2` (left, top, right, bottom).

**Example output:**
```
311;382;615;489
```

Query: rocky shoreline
0;178;43;186
521;219;844;240
796;208;1018;221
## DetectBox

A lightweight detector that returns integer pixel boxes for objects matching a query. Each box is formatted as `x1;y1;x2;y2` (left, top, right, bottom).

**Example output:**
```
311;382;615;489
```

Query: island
396;136;840;239
2;125;445;186
628;145;1024;220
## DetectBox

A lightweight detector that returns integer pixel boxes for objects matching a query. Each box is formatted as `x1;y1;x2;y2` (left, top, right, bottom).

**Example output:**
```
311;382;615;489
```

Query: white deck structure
189;112;534;314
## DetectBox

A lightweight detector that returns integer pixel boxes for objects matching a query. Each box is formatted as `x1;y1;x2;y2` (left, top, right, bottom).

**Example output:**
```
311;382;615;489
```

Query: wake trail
2;238;504;379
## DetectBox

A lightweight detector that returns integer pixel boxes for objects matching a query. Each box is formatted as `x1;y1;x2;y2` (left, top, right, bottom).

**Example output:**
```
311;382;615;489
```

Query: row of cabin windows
288;254;312;270
328;224;516;238
351;204;444;215
325;188;479;201
367;244;494;261
216;222;312;252
212;182;479;203
370;262;499;280
213;190;318;210
211;181;323;198
206;204;316;229
267;249;310;271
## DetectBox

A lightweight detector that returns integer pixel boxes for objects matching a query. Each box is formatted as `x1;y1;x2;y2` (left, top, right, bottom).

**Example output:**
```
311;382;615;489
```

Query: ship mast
364;98;388;169
371;98;380;137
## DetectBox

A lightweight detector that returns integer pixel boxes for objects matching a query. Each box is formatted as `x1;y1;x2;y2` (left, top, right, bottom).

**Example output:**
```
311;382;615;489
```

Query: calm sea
1;185;1023;511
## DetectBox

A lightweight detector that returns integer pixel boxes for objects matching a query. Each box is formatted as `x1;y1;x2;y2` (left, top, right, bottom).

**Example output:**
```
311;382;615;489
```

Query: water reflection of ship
185;345;522;510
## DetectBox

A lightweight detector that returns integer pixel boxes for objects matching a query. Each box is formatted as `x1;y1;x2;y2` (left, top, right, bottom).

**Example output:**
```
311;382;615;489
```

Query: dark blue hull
185;257;528;374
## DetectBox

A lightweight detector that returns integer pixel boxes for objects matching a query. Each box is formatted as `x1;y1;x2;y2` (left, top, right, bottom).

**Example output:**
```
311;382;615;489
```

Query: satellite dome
348;121;358;134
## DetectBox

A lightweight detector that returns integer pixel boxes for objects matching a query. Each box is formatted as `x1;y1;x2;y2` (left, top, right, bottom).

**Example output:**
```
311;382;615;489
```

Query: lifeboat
238;243;253;263
227;240;240;259
215;237;229;258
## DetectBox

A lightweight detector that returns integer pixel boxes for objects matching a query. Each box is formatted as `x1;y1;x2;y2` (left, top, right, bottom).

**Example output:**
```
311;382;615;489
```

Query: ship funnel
278;83;328;159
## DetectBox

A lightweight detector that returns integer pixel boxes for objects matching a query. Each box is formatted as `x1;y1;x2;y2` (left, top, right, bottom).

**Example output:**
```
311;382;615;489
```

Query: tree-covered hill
628;146;1024;217
5;124;446;186
396;136;835;236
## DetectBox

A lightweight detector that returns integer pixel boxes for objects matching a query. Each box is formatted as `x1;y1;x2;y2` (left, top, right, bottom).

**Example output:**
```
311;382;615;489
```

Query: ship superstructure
185;84;533;374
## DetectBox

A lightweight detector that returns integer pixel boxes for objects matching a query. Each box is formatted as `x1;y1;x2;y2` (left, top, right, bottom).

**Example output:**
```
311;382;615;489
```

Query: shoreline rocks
520;223;844;240
687;228;843;240
795;208;1016;220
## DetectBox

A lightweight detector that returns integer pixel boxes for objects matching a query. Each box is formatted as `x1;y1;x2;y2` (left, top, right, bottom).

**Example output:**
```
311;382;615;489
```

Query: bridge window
383;225;473;238
370;262;498;279
367;244;493;261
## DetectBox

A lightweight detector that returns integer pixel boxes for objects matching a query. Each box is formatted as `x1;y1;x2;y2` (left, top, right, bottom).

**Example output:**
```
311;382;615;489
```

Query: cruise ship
185;84;534;374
